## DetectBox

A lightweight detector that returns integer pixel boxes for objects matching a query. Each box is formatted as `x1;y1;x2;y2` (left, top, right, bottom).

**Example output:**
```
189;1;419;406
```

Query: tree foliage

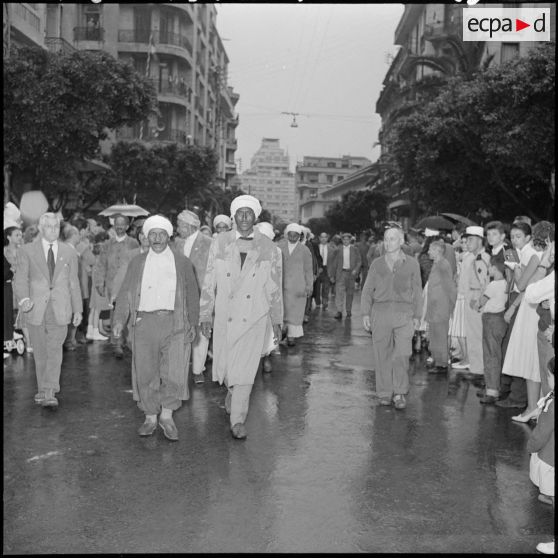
325;190;388;233
4;46;157;204
85;140;220;218
384;42;555;222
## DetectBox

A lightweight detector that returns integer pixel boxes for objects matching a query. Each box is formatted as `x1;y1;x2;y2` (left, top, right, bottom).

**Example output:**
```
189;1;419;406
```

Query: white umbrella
98;204;149;218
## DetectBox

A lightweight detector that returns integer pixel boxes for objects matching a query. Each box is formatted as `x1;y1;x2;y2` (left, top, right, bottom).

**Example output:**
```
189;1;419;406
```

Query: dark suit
312;242;337;308
14;239;82;395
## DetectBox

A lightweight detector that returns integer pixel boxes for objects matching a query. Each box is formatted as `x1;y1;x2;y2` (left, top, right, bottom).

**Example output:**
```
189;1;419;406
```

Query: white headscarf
177;209;200;227
4;202;21;230
256;222;275;240
230;195;262;219
142;215;173;237
213;214;232;228
285;223;302;236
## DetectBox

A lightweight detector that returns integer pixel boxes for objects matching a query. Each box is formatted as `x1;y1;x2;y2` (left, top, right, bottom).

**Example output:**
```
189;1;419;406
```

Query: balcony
150;78;192;102
45;37;76;56
118;29;192;56
226;138;238;150
74;26;105;42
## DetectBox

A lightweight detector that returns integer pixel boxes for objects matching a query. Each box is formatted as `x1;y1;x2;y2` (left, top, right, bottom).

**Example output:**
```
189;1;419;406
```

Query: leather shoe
159;417;178;441
378;397;392;406
63;343;77;352
41;392;58;409
231;423;247;439
113;347;124;359
287;337;296;347
262;357;272;373
334;312;342;320
303;315;309;323
393;394;406;410
138;419;157;436
428;366;448;374
480;394;499;405
193;373;205;384
495;398;526;409
34;392;45;404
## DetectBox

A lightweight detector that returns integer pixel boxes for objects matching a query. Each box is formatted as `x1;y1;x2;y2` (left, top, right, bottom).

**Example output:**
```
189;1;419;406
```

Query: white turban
230;195;262;220
177;209;200;227
4;202;21;229
424;227;440;237
213;214;231;228
142;215;173;237
256;222;275;240
285;223;303;235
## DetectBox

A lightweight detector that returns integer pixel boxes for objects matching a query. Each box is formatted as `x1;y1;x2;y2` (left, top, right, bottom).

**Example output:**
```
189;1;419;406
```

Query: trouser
304;293;312;317
133;312;181;415
371;308;414;398
192;329;210;375
78;298;89;335
429;320;450;366
482;312;507;395
315;268;331;306
64;323;76;346
537;329;554;396
27;303;68;394
499;292;527;403
227;384;253;426
336;270;355;314
463;295;483;374
360;265;368;290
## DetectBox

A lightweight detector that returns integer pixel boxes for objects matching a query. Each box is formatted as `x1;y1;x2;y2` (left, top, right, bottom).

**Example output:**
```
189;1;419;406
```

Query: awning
388;199;410;210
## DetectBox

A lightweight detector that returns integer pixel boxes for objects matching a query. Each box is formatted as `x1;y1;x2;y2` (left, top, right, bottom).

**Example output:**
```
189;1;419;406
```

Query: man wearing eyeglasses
361;225;423;410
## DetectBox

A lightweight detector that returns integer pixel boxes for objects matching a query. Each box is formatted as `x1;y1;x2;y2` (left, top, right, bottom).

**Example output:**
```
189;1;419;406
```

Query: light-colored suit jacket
331;245;362;282
14;239;83;326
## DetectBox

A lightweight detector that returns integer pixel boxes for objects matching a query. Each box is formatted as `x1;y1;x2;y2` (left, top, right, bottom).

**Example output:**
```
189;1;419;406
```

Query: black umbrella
441;213;478;227
414;215;455;230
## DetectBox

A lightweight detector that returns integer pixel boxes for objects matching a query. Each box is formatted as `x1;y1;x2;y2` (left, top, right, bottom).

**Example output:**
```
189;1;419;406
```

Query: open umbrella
414;215;455;230
98;204;149;218
440;213;478;227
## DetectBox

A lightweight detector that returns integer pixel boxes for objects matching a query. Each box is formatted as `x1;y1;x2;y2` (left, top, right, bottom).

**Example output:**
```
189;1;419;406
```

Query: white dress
501;244;541;381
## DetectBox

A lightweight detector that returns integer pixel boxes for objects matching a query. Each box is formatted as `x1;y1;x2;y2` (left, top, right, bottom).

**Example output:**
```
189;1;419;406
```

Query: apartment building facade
297;155;371;222
374;2;556;226
239;139;296;224
4;3;239;190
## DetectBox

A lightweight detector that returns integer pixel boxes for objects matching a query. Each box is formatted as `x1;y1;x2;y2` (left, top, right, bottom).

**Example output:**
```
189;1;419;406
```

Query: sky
216;3;404;173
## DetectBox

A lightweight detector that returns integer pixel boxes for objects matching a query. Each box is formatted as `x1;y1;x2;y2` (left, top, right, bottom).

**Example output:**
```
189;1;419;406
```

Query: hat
464;225;485;238
3;219;21;230
213;214;231;228
177;209;200;227
256;221;275;240
142;215;173;237
285;223;303;235
4;202;21;229
424;227;440;237
230;195;262;220
341;231;353;238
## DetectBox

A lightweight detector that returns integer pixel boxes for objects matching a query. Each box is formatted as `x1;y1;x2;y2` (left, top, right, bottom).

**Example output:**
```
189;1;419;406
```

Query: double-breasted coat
277;240;314;326
199;230;283;386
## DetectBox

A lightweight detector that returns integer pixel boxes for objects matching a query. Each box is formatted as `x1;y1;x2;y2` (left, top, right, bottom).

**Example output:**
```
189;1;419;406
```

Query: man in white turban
199;195;283;439
277;223;314;346
174;209;213;384
113;215;199;441
213;214;232;235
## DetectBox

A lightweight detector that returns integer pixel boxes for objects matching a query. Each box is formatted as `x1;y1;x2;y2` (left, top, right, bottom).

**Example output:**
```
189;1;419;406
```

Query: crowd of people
3;198;554;553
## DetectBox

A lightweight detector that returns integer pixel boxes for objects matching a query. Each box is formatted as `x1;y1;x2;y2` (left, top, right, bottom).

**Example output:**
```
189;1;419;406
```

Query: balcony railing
74;26;105;42
150;78;192;102
118;29;193;56
45;37;77;56
13;3;41;32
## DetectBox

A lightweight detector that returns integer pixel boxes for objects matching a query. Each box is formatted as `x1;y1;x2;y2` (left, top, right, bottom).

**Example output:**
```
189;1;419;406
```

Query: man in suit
14;212;83;408
313;231;337;310
93;214;139;358
173;209;213;384
113;215;199;441
331;232;362;319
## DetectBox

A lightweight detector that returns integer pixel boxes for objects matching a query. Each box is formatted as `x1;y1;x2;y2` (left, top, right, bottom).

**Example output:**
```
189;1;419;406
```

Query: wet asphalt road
3;292;553;553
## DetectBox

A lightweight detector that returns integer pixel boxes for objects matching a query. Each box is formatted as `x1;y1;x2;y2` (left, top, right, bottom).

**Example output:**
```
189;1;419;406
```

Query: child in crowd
527;357;554;554
86;232;110;341
476;257;509;404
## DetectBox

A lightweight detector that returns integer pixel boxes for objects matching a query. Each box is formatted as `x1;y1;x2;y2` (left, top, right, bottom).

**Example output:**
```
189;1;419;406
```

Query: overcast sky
216;3;404;173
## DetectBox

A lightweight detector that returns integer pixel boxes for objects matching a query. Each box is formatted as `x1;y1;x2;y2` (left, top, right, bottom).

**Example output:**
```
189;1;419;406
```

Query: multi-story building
374;2;556;226
4;3;239;190
297;155;371;222
239;138;296;224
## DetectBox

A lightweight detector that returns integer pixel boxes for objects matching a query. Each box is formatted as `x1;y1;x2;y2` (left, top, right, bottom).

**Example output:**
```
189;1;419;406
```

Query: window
82;5;102;40
501;43;519;64
327;162;336;168
326;175;334;184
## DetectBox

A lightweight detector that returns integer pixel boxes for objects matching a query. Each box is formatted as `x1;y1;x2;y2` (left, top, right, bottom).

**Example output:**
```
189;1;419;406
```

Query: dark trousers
315;268;331;306
482;312;507;394
499;292;527;403
429;320;449;366
304;294;312;317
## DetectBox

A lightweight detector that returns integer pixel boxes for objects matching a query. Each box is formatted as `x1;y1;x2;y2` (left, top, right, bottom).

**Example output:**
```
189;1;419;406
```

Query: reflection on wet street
3;293;553;553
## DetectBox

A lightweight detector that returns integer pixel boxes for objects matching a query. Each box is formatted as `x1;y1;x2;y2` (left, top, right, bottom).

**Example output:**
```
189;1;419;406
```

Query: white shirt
288;242;298;255
183;230;199;258
491;243;505;255
342;245;351;269
525;270;555;320
114;234;127;243
513;242;539;292
235;231;254;240
41;238;59;262
482;279;508;313
319;244;328;263
138;247;176;311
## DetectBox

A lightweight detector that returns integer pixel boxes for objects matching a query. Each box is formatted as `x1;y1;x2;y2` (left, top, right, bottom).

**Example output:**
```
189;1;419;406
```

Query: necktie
48;244;55;282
